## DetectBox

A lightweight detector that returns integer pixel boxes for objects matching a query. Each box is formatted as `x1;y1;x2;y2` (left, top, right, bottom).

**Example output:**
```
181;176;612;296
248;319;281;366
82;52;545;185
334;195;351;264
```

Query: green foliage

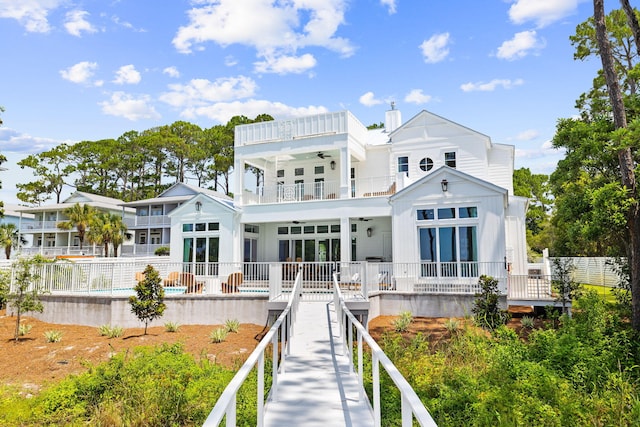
224;318;240;333
0;343;263;426
472;275;510;331
521;316;535;329
366;291;640;426
210;327;228;343
164;321;180;332
0;269;9;309
7;256;47;341
443;318;460;335
551;258;583;314
98;325;123;338
392;310;413;332
44;330;62;343
128;265;166;335
18;323;32;336
154;246;170;256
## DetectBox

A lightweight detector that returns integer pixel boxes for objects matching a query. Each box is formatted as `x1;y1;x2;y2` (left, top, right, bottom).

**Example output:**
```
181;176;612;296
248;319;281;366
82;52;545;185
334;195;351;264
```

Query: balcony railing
243;176;396;205
26;220;62;231
123;215;171;227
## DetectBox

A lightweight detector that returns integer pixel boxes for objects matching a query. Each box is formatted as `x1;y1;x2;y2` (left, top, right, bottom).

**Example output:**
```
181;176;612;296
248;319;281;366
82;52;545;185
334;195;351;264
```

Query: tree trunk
594;0;640;330
620;0;640;55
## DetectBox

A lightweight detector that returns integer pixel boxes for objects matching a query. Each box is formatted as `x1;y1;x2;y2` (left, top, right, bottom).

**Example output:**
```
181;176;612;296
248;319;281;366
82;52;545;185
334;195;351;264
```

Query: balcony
26;220;62;231
124;215;171;228
243;176;396;205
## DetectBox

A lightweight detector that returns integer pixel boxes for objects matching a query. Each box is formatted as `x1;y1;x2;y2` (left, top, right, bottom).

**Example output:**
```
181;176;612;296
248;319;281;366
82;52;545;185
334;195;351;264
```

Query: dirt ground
0;309;269;393
0;306;534;394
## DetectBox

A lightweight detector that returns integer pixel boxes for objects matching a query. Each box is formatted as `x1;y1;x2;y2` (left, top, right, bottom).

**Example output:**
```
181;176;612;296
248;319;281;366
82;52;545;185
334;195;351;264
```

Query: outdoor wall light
330;160;336;170
367;227;372;238
195;201;202;212
441;179;448;192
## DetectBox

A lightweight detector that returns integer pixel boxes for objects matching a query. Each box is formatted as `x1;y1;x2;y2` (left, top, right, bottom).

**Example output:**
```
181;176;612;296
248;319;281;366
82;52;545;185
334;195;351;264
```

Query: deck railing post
401;393;412;427
272;331;279;401
257;352;264;427
373;354;381;426
358;329;363;400
226;397;236;427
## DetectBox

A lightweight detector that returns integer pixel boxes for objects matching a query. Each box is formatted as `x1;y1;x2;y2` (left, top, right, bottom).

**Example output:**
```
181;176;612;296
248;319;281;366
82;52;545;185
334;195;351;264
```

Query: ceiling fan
317;152;332;159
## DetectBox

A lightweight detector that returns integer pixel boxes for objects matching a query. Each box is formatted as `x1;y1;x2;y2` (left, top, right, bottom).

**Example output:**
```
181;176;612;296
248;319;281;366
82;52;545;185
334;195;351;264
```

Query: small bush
392;310;413;332
98;325;123;338
472;275;510;330
210;327;228;343
44;330;63;343
521;316;535;329
164;322;180;332
224;319;240;333
444;318;460;334
18;323;32;336
154;246;170;256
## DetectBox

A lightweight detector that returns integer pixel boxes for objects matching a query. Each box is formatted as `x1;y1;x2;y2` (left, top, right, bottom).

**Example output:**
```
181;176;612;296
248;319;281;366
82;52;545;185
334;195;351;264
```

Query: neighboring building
166;107;528;291
16;192;135;257
1;204;35;250
120;183;232;257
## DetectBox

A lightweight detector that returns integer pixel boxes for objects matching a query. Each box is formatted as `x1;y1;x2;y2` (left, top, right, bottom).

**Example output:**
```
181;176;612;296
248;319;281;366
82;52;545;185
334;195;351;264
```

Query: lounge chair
163;271;180;287
222;271;243;293
181;272;204;294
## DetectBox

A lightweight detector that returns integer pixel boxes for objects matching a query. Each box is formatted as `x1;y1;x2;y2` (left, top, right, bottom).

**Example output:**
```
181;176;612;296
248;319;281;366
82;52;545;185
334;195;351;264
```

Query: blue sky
0;0;604;206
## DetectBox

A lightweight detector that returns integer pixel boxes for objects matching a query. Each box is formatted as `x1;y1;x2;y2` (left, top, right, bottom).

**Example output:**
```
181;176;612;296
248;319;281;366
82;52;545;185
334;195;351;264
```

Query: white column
339;146;351;198
340;216;351;263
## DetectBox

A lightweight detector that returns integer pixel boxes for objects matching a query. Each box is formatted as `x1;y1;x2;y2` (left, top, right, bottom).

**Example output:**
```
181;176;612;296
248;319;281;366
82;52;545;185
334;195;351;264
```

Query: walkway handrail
203;271;304;426
333;274;438;427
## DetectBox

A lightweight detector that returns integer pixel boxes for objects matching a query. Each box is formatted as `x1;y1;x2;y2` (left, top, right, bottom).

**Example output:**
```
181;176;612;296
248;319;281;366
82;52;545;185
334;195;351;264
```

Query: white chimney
385;101;402;133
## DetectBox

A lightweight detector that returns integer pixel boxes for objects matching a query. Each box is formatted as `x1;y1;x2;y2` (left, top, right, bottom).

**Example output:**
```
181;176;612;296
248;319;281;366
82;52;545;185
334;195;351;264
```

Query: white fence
333;275;437;427
203;273;303;426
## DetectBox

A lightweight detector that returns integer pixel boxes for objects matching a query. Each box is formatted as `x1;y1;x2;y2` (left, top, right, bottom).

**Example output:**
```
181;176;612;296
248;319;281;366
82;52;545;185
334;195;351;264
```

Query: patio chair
222;271;243;293
340;272;360;290
181;272;204;294
135;271;145;282
163;271;180;287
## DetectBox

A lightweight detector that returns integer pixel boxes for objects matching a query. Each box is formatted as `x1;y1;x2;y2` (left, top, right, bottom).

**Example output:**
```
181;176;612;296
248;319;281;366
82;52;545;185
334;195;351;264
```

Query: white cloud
508;0;584;28
60;61;99;85
514;129;540;141
404;89;432;104
99;92;160;121
254;53;317;74
163;66;181;78
160;76;258;108
182;99;329;124
64;10;96;37
0;127;65;154
113;64;142;85
172;0;353;74
224;55;238;67
419;33;450;64
359;91;383;107
496;30;544;60
380;0;397;14
460;78;524;92
0;0;62;33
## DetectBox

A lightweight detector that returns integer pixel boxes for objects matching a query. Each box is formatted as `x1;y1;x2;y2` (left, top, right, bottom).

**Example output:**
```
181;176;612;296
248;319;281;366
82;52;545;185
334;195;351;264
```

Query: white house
166;107;528;293
16;192;135;257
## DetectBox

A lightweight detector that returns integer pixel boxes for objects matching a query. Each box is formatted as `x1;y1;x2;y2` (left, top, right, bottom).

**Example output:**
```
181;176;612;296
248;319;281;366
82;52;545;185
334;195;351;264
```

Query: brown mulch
0;309;268;392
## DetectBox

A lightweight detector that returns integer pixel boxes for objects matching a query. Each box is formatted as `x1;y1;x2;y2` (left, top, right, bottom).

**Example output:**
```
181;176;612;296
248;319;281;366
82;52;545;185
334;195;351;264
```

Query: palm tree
88;212;128;257
57;203;96;250
0;223;26;259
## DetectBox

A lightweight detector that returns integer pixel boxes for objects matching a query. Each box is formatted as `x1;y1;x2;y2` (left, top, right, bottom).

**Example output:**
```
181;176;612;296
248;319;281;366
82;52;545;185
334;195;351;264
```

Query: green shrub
225;318;240;333
18;323;32;336
210;327;228;343
44;330;62;343
472;275;510;330
164;321;180;332
392;310;413;332
444;318;460;335
154;246;170;256
521;316;535;329
98;325;123;338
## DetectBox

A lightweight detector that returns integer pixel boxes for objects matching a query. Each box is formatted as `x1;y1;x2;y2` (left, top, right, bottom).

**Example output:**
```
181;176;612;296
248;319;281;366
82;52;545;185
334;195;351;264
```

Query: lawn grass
581;284;617;303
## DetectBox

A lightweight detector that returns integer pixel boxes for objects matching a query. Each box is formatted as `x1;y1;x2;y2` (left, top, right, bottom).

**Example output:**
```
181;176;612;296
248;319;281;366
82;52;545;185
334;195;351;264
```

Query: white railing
508;274;554;301
203;272;303;426
245;180;341;205
352;176;396;198
332;275;437;427
123;215;171;227
26;220;61;230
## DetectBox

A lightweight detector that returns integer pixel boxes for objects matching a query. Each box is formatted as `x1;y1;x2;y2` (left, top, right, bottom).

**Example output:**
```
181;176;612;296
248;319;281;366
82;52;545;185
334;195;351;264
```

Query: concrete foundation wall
31;295;272;328
367;292;507;320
